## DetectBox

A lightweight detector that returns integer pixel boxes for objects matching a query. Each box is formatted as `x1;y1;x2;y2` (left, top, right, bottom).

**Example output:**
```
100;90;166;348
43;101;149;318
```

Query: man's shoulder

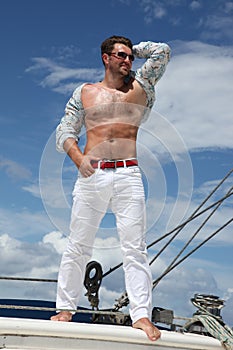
72;83;96;101
81;82;101;93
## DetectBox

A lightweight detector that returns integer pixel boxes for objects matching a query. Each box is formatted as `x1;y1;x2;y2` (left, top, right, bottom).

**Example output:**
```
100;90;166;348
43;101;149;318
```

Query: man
51;35;170;341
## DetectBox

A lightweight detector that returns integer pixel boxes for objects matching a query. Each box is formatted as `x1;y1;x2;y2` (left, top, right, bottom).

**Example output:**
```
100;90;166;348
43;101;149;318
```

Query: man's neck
101;75;126;90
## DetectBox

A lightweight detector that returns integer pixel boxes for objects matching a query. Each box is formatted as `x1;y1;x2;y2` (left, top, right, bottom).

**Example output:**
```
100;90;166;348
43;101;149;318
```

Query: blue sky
0;0;233;326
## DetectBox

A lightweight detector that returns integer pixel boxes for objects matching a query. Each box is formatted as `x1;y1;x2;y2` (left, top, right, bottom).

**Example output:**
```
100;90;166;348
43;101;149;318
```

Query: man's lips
120;63;130;71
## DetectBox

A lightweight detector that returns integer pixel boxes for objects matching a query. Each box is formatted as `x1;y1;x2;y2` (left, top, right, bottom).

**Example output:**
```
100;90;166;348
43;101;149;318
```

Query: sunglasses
109;51;135;62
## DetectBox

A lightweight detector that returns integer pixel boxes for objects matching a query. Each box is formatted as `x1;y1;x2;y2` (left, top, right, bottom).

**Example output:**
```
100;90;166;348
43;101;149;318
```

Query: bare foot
133;317;161;341
50;311;72;322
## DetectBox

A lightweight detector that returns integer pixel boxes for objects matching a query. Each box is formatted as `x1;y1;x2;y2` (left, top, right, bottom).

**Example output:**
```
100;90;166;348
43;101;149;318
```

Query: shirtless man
51;36;170;341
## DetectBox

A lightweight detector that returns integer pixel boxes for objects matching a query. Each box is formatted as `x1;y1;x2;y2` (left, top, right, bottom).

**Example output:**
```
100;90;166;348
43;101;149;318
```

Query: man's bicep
134;42;171;86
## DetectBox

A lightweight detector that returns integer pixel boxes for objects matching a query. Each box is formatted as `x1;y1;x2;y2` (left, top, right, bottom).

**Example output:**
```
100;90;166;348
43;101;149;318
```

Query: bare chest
81;83;146;126
82;81;147;106
83;84;141;106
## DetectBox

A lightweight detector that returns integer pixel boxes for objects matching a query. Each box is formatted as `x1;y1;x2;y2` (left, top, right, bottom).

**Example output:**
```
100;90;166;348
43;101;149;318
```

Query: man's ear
102;53;109;65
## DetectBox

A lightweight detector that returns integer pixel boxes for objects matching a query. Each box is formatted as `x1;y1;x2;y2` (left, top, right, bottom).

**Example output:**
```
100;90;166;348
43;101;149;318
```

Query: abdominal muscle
84;124;138;160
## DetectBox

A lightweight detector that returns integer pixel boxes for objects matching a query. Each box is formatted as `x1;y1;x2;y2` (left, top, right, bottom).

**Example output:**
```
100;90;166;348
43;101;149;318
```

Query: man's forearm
63;138;84;168
133;41;170;86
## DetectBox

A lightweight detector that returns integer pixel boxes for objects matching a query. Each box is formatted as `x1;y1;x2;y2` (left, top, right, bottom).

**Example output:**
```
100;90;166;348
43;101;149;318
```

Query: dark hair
101;35;133;56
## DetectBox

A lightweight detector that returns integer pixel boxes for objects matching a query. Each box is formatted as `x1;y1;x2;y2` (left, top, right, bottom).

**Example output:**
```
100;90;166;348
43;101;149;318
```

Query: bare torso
81;80;147;160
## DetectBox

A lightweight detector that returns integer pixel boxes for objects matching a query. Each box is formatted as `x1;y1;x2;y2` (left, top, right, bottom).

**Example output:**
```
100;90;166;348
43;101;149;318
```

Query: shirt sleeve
56;84;85;152
133;41;171;108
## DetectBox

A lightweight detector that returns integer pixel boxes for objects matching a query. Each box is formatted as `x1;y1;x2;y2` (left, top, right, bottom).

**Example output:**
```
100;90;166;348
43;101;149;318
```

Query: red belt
91;159;138;169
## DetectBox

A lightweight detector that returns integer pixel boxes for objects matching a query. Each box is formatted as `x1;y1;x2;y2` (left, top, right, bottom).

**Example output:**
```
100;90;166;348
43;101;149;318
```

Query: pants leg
111;167;152;324
56;172;111;311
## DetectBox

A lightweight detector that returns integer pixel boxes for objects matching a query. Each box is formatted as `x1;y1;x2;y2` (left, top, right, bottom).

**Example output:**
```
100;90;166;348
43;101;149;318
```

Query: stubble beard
119;64;130;76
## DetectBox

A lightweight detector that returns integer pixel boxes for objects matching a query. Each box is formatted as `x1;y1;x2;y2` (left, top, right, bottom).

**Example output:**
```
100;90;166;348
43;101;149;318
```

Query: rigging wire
148;167;233;253
102;190;233;279
151;185;233;287
152;216;233;288
147;191;233;249
148;192;232;266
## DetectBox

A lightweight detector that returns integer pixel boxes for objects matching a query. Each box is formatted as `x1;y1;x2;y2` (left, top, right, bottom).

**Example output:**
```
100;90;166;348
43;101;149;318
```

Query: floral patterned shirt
56;41;171;152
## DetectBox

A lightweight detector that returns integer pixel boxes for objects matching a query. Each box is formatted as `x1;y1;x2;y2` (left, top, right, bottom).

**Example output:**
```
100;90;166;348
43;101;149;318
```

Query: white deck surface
0;317;224;350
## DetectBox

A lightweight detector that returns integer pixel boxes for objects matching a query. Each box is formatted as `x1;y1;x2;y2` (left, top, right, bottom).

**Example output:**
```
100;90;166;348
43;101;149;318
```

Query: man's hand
78;154;100;177
63;138;99;178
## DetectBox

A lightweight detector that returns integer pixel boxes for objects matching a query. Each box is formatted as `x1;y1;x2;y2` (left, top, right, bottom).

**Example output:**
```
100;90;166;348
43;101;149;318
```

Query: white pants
56;166;152;323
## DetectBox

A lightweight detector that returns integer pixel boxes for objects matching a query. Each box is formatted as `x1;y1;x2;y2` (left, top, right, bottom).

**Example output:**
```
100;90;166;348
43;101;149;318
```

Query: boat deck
0;316;224;350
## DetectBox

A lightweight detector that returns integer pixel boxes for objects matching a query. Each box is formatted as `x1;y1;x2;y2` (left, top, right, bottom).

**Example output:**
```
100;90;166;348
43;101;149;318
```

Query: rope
0;304;126;316
184;314;233;350
0;276;57;282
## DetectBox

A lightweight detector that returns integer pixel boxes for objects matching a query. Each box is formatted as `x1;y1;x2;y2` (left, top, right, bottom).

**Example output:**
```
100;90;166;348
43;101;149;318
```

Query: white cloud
0;233;59;300
190;1;202;10
155;40;233;150
42;231;68;255
155;177;233;246
224;1;233;13
0;233;59;277
26;57;103;95
0;207;53;240
139;0;167;23
153;266;220;317
50;45;82;64
0;156;31;181
222;289;233;326
200;14;233;41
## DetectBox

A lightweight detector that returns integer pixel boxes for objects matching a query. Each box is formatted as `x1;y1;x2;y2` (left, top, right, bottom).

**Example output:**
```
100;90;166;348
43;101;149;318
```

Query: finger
85;168;95;177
